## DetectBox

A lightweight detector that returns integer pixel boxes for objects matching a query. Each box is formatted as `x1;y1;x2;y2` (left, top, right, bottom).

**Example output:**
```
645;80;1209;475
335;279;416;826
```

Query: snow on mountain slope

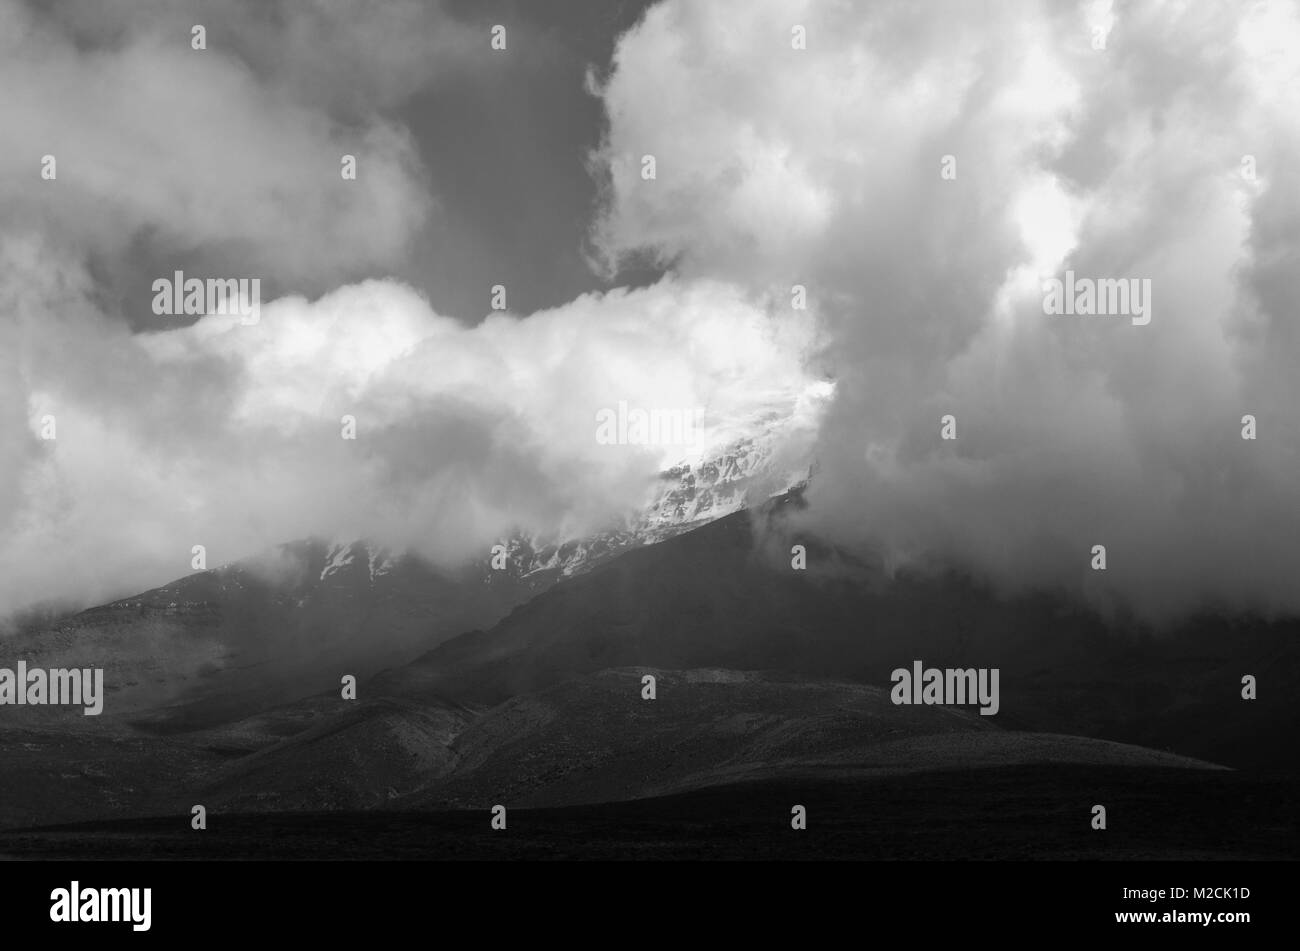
286;382;826;585
1;381;831;726
501;384;830;580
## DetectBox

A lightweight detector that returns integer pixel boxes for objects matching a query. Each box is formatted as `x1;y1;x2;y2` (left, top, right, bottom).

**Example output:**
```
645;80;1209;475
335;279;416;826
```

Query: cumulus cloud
1;240;816;613
0;0;811;616
590;0;1300;619
9;0;1296;626
0;0;432;290
0;0;821;619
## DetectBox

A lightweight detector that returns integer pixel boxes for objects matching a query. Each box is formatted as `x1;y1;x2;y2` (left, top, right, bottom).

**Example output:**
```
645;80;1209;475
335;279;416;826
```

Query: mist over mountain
0;426;811;724
378;493;1300;771
1;0;1297;878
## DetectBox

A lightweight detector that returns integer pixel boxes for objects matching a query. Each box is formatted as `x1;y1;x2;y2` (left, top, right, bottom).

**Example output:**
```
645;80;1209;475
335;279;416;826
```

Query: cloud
0;254;817;613
0;0;822;617
589;0;1300;620
11;0;1296;626
0;0;824;616
0;0;433;293
32;0;481;114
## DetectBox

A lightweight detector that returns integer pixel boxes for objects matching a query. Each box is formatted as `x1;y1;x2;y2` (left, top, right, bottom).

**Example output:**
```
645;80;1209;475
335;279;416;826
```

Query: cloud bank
0;0;818;616
5;0;1299;624
2;256;815;613
590;0;1300;620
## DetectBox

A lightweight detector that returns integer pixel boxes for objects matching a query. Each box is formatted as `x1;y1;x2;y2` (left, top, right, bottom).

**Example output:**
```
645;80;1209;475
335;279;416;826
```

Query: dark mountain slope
376;495;1300;768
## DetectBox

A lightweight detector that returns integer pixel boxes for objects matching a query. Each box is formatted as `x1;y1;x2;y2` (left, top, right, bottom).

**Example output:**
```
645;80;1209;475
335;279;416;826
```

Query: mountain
0;425;811;730
0;481;1294;855
2;395;1294;853
190;667;1220;816
497;421;812;581
0;538;532;730
377;492;1300;770
389;668;1222;811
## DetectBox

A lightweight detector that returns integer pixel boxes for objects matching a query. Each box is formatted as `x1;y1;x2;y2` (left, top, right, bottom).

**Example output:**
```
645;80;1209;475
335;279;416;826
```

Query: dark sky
54;0;663;331
393;0;662;320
